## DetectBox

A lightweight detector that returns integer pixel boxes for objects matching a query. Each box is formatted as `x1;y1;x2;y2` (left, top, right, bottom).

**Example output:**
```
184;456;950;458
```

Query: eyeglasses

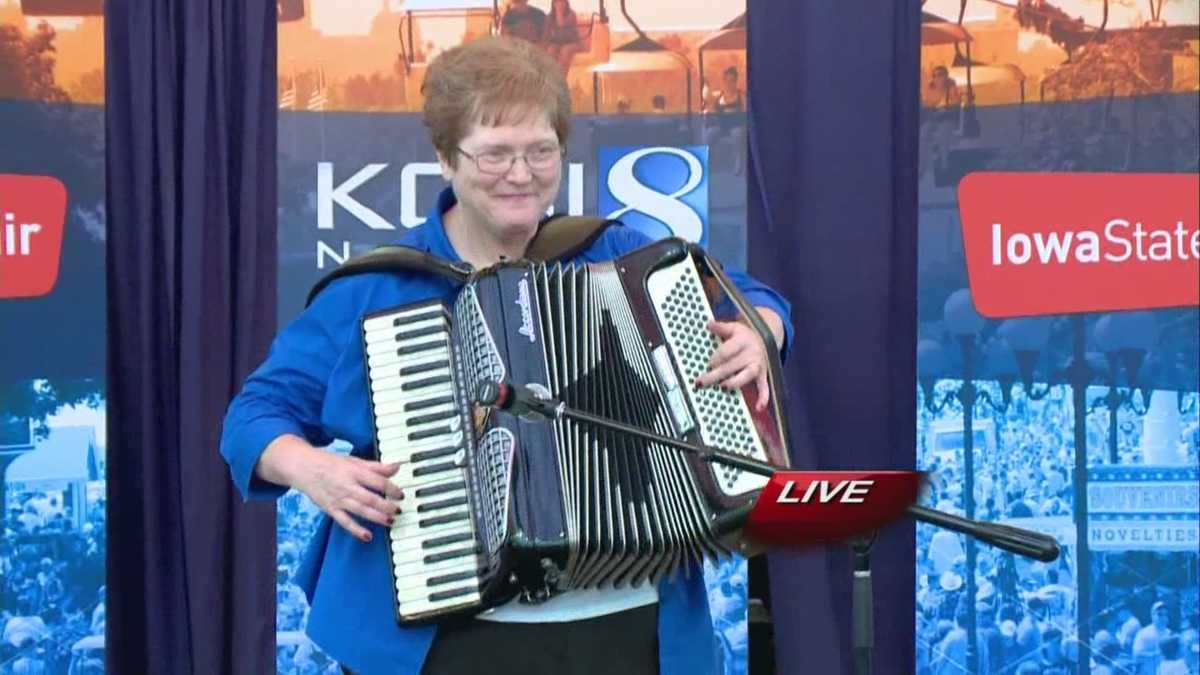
457;144;564;175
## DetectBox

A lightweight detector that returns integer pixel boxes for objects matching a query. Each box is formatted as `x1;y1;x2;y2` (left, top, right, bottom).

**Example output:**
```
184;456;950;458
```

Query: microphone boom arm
476;380;1059;562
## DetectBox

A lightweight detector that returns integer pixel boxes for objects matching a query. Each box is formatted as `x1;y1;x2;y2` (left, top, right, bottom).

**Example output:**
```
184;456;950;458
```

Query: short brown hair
422;36;571;165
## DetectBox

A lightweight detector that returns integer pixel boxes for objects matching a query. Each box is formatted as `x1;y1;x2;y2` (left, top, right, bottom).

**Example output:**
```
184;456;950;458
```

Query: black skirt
342;603;659;675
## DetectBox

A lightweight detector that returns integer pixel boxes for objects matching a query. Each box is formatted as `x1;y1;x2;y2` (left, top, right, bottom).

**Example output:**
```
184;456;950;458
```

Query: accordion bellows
360;238;790;625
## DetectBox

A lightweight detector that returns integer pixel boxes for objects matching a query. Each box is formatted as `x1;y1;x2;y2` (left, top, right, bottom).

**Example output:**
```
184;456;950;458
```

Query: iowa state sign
958;172;1200;318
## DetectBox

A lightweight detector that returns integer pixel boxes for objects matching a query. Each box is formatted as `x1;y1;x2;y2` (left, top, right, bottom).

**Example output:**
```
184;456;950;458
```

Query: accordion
360;238;791;625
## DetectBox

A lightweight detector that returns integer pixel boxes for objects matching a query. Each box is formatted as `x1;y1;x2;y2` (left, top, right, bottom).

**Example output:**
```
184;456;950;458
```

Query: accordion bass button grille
643;258;770;497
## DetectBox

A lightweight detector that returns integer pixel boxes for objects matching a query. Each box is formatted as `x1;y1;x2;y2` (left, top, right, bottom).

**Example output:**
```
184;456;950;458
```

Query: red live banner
958;172;1200;318
0;174;67;299
743;471;922;548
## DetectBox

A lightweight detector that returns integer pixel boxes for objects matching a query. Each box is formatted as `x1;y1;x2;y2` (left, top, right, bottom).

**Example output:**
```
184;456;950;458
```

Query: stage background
0;1;107;674
915;1;1199;674
275;1;753;672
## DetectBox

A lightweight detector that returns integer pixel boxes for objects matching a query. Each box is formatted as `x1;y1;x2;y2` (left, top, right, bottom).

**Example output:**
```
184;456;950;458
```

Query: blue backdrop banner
0;5;108;674
916;3;1200;674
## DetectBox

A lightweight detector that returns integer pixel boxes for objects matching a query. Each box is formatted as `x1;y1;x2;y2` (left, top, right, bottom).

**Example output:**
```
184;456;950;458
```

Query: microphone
475;380;561;420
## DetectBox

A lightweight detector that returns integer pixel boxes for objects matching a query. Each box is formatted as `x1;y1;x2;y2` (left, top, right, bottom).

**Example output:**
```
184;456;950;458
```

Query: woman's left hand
696;319;772;411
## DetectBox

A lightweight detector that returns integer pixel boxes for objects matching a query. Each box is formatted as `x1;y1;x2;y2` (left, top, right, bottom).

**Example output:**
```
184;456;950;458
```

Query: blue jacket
221;188;793;674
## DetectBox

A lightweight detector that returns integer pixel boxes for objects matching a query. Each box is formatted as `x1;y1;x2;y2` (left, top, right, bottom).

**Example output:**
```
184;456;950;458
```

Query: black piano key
404;395;456;412
392;308;444;326
401;374;451;392
418;512;470;528
407;409;458;426
423;545;479;564
412;460;458;477
426;570;478;586
396;340;447;356
428;586;478;602
408;425;453;442
416;495;469;513
396;325;445;342
414;481;466;498
422;532;475;549
399;360;450;377
409;445;460;463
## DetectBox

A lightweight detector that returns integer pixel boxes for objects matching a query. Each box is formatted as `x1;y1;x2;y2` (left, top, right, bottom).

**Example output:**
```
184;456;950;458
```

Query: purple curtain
746;2;920;673
105;2;278;672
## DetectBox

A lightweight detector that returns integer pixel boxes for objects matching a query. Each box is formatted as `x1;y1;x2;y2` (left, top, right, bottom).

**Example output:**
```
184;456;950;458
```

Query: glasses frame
456;144;565;176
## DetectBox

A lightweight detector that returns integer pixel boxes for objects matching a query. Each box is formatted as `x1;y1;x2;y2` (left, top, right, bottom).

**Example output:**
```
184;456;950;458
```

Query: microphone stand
477;382;1060;674
850;533;876;675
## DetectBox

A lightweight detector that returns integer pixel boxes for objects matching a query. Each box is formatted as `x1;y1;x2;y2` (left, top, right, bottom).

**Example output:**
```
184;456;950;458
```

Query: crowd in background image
916;383;1200;674
0;490;106;675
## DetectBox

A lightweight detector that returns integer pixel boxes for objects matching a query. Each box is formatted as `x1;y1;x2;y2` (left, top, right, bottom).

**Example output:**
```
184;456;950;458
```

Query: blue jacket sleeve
219;277;376;502
592;225;795;361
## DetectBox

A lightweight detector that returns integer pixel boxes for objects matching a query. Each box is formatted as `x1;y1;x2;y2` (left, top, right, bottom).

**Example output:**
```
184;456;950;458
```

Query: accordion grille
474;427;515;558
647;258;769;496
453;284;505;400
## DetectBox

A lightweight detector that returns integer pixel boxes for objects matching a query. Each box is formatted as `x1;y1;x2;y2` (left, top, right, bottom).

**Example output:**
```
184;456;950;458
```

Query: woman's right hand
257;435;404;543
295;450;405;543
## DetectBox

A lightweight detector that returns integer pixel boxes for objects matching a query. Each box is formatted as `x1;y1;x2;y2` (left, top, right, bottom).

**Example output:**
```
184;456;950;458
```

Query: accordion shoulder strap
525;214;616;261
304;245;472;307
305;215;614;307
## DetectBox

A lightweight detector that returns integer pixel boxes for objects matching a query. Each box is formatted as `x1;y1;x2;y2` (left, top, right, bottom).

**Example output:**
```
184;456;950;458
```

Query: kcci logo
597;146;708;247
0;174;67;299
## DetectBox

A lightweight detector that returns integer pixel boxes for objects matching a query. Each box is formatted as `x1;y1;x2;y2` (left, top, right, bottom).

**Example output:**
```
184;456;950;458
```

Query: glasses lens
476;152;511;174
526;146;561;170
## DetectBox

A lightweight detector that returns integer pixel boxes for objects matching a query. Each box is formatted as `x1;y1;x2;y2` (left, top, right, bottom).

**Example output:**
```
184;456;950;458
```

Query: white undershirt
475;585;658;623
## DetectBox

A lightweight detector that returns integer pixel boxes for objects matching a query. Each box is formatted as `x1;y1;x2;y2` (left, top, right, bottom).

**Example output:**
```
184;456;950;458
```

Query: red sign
958;172;1200;318
743;471;922;548
0;174;67;299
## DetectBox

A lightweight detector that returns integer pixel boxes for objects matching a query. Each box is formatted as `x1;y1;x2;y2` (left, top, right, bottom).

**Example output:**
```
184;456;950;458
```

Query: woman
542;0;582;74
221;36;792;675
709;66;744;114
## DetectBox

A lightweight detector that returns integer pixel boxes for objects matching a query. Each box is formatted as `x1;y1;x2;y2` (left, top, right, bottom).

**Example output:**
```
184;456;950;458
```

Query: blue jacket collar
427;187;462;262
402;187;463;264
414;187;561;265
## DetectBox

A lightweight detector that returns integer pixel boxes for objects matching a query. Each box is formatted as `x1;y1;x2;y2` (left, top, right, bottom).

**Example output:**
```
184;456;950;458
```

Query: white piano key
391;548;477;572
391;520;471;555
374;415;461;444
374;403;460;431
391;490;469;519
382;447;461;469
392;552;482;580
390;508;471;540
390;459;466;486
395;567;481;596
375;416;457;445
390;521;472;550
370;384;456;407
373;398;457;420
390;505;469;533
396;583;481;606
392;562;480;594
364;317;447;344
369;374;452;396
396;591;482;618
390;487;468;515
365;333;449;358
367;345;449;367
389;522;473;550
367;362;450;383
377;431;464;460
363;305;446;332
367;347;452;370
